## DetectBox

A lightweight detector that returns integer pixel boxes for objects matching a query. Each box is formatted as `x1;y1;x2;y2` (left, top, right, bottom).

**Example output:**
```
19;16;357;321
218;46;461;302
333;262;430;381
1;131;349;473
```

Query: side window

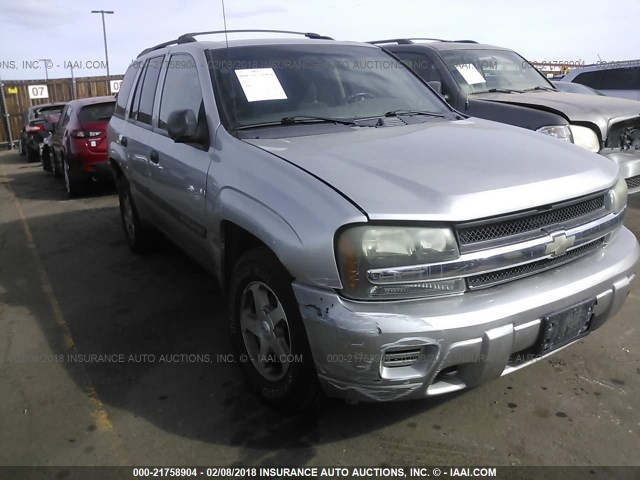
158;54;205;131
130;56;163;125
396;52;442;84
114;63;140;118
601;67;639;90
59;107;72;129
573;70;604;89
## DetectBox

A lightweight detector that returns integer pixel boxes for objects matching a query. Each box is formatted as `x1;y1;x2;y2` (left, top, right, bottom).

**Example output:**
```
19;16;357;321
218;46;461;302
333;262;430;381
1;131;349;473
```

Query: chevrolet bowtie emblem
545;231;576;257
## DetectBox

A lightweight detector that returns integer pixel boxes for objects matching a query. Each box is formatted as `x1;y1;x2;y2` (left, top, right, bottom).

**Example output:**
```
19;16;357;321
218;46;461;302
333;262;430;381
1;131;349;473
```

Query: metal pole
70;65;76;100
39;59;50;82
91;10;114;92
0;77;14;150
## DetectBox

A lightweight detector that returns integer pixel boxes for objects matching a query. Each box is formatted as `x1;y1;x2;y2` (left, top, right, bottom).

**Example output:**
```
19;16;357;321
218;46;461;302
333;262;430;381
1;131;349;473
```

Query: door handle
149;150;159;164
120;136;128;147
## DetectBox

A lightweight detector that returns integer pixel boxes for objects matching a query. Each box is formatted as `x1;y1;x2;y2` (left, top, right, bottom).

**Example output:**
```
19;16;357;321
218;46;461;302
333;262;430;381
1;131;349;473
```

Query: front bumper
601;148;640;193
294;227;639;403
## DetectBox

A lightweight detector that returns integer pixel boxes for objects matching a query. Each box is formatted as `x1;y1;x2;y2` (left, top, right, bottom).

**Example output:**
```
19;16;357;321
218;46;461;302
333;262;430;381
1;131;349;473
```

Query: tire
51;151;61;177
228;246;322;412
19;137;26;156
117;177;156;254
27;145;39;163
63;157;85;198
42;147;52;172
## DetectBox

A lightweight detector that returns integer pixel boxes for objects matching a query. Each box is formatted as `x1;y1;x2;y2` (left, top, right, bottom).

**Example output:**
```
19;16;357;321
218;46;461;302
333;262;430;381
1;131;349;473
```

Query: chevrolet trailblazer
107;31;639;409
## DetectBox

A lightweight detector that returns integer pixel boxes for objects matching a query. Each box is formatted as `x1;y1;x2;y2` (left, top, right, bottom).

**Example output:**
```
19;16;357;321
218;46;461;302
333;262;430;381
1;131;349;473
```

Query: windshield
209;44;451;129
78;102;115;123
439;49;553;94
35;105;64;119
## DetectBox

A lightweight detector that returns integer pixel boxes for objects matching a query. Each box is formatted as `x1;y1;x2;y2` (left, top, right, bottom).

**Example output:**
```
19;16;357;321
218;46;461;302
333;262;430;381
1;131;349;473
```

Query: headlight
336;226;465;300
537;125;572;142
605;176;628;214
569;125;600;152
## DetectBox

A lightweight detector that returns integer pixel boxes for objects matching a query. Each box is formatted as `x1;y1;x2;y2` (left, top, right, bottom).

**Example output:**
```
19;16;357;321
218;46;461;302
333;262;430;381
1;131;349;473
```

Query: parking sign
28;85;49;99
110;80;122;94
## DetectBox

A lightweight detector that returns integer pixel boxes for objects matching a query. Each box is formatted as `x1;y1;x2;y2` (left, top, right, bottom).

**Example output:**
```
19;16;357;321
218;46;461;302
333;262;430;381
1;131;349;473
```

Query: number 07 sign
28;85;49;99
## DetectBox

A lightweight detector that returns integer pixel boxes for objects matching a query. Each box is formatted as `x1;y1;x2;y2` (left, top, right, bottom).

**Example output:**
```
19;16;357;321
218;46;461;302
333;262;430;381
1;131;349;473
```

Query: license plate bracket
535;299;595;354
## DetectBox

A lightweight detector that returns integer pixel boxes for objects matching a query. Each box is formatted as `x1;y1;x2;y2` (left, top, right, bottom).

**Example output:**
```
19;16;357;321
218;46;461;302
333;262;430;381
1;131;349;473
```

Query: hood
245;119;618;222
477;91;640;139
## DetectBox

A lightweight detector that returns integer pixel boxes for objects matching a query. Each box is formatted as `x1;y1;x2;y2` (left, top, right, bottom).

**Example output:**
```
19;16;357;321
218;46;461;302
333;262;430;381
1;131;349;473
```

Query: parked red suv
51;96;116;196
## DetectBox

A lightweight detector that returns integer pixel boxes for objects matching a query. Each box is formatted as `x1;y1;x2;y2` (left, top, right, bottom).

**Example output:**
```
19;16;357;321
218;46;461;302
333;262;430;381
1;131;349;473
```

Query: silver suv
107;31;639;409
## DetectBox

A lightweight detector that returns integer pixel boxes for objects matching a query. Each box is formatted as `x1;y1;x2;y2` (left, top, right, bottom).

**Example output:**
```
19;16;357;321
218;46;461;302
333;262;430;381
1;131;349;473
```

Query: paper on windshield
455;64;486;85
235;68;287;102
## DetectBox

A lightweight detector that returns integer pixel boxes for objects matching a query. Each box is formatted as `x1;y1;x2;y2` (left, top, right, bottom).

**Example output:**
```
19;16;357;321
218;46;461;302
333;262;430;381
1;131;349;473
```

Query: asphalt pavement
0;150;639;470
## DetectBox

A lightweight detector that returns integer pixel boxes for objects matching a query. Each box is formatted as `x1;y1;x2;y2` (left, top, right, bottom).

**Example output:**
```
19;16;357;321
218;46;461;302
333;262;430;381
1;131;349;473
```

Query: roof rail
368;38;478;45
137;29;333;57
368;38;445;45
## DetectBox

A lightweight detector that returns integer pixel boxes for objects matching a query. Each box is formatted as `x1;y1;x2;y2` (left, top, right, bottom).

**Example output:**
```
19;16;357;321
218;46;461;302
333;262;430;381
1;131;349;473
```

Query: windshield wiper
280;115;356;126
384;110;446;118
235;115;356;130
473;88;524;94
523;86;556;92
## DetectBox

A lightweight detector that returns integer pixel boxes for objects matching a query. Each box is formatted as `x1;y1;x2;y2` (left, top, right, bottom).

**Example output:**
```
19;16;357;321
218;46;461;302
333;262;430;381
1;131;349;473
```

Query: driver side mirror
167;109;199;143
427;80;450;103
427;80;442;95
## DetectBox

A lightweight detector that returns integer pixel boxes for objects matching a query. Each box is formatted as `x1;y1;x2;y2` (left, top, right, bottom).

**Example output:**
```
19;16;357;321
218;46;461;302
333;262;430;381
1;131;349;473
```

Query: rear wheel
228;246;322;412
63;157;85;197
41;147;52;172
51;151;61;177
18;138;26;156
27;145;39;163
117;177;156;254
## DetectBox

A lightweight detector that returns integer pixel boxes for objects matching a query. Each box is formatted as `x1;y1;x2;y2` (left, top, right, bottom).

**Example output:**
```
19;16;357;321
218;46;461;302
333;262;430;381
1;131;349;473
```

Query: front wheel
228;247;321;412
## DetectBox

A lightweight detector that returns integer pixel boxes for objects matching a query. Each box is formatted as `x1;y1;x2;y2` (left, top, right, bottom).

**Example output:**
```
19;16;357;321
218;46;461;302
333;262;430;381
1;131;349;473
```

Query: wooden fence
0;74;124;148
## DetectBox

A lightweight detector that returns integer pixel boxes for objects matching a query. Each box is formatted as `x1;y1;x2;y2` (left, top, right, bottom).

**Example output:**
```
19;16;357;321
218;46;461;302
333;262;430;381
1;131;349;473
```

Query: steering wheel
346;92;375;103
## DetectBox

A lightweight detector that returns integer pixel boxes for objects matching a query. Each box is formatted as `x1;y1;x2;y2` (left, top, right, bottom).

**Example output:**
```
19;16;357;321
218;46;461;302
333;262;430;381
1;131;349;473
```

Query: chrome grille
467;238;605;290
457;195;605;245
626;175;640;191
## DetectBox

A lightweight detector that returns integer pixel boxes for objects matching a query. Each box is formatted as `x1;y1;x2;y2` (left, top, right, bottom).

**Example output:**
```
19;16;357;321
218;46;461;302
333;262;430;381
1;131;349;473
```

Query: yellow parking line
0;158;114;434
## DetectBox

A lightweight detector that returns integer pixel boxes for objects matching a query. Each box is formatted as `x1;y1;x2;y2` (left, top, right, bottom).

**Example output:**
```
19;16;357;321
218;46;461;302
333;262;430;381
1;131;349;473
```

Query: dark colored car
18;102;66;162
552;80;604;95
51;96;116;196
40;112;62;174
372;39;640;193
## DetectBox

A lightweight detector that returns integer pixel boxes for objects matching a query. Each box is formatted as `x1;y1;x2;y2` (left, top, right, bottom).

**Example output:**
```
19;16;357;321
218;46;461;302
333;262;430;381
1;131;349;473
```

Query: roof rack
368;38;478;45
138;29;334;57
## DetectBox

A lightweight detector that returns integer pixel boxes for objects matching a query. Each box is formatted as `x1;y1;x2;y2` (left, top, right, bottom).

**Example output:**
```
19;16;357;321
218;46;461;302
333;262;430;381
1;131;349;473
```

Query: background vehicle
374;39;640;193
51;96;116;196
552;80;604;95
40;111;63;173
562;63;640;100
18;102;66;162
108;32;638;410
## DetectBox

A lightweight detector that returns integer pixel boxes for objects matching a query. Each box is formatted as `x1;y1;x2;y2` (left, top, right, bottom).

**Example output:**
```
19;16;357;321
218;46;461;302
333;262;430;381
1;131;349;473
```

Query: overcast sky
0;0;637;80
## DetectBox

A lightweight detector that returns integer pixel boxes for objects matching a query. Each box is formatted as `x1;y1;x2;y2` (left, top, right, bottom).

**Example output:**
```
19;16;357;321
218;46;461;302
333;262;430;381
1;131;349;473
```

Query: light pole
91;10;114;91
39;59;51;82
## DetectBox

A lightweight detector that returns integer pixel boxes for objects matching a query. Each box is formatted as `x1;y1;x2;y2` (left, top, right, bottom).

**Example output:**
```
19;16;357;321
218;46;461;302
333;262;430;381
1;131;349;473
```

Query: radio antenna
221;0;230;49
220;0;239;136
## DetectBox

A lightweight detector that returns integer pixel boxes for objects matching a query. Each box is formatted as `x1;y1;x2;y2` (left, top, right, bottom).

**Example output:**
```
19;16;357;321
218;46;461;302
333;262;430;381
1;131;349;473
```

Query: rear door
147;51;213;265
122;56;164;217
